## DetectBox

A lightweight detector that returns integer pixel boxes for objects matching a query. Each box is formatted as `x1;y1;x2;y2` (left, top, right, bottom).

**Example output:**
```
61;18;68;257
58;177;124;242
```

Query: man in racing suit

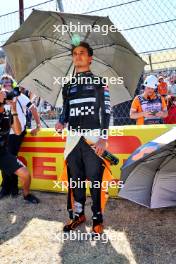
55;42;111;234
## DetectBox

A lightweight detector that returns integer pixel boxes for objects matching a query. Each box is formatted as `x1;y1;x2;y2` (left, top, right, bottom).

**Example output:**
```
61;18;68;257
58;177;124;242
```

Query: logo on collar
69;86;78;93
83;85;95;91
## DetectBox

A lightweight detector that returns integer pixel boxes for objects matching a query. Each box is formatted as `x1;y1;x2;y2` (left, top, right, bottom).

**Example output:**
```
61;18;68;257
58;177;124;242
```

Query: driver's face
72;46;92;67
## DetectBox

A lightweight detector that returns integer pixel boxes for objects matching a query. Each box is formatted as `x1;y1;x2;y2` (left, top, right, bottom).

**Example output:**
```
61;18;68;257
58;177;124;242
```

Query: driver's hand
92;138;107;156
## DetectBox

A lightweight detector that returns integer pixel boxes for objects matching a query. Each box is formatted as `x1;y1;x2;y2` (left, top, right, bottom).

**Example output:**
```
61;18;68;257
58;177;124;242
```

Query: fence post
56;0;64;12
19;0;24;25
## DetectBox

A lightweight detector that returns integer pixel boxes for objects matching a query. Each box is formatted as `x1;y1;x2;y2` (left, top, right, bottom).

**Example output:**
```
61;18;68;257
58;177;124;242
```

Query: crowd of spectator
142;69;176;124
113;69;176;126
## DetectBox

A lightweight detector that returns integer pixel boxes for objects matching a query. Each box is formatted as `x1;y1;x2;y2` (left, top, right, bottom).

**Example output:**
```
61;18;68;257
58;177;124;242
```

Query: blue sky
0;0;175;54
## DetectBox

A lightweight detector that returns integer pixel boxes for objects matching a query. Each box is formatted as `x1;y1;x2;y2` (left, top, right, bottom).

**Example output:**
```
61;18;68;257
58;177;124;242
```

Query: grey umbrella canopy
119;128;176;209
3;9;145;106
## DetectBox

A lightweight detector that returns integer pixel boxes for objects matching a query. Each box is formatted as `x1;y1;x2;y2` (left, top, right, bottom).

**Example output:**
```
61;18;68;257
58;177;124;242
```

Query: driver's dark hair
71;42;93;57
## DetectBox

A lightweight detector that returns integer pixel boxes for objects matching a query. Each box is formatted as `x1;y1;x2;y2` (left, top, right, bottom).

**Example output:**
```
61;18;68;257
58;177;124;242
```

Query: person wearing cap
0;74;41;199
158;76;168;97
130;75;168;125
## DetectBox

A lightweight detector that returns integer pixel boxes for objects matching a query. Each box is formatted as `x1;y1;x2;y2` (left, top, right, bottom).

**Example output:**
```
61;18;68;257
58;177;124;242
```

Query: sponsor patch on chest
70;106;95;116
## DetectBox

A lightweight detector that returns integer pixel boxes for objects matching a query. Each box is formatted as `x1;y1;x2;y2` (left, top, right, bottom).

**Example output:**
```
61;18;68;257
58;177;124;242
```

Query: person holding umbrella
55;41;111;234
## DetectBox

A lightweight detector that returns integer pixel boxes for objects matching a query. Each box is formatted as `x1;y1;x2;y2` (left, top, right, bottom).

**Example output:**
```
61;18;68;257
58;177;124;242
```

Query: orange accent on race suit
60;157;112;213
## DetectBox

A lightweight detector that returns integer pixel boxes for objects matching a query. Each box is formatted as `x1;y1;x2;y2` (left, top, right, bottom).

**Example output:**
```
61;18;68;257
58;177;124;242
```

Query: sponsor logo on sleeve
104;91;110;96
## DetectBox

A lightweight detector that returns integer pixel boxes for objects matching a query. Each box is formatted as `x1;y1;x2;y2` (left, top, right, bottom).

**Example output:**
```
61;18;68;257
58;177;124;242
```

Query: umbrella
3;9;145;106
119;127;176;208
